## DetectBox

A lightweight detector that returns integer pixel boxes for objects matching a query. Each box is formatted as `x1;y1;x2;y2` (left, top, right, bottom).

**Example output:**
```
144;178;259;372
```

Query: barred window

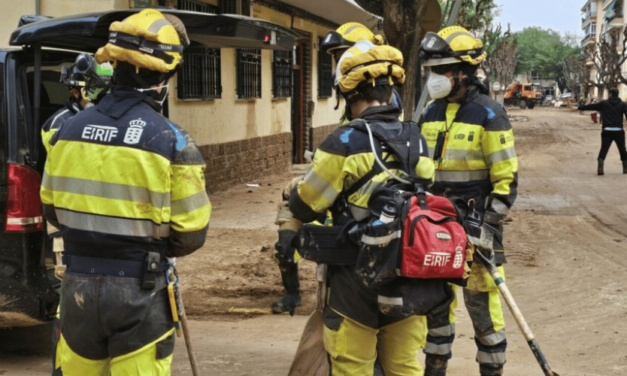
177;47;222;100
178;0;218;13
273;50;292;98
318;38;334;98
237;48;262;99
220;0;238;13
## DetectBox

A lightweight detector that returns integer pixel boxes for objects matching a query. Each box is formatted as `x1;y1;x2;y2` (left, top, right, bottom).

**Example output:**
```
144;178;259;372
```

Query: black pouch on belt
297;224;359;265
142;251;161;290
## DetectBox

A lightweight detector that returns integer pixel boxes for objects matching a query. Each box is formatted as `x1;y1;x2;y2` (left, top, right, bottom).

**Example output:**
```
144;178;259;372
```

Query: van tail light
5;164;43;232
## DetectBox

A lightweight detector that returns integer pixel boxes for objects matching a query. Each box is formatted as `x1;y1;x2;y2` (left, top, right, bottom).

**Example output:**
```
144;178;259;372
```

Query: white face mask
427;72;453;99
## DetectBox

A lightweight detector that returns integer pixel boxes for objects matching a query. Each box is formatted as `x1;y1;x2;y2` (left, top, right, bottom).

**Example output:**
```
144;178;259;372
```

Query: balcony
604;0;623;21
582;33;597;46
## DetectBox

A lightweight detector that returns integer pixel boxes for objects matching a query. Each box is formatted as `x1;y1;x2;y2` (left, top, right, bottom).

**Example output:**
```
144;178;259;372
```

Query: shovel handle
475;251;559;376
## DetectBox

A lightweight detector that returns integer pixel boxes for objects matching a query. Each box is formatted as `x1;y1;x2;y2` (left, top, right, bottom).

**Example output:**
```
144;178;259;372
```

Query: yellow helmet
419;26;487;67
337;42;405;97
95;9;186;73
321;22;384;55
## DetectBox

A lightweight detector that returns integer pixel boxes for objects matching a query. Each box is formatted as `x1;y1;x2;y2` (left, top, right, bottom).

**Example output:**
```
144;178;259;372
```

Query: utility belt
63;253;168;290
297;223;359;265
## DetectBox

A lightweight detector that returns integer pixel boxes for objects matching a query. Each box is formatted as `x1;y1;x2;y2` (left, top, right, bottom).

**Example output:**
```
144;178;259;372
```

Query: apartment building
1;0;375;192
581;0;626;99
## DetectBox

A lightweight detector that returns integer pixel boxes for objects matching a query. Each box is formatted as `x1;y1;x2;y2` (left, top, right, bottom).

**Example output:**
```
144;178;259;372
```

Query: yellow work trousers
55;329;175;376
323;311;426;376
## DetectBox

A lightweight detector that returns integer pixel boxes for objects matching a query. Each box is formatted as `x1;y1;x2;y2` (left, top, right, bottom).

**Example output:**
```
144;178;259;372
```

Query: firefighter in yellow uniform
288;41;435;376
271;22;386;314
417;26;518;376
41;10;211;376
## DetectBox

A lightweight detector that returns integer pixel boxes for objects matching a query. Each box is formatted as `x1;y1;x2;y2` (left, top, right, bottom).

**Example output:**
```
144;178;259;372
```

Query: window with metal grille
177;47;222;100
273;50;292;98
237;48;262;99
220;0;238;13
178;0;218;13
318;39;334;98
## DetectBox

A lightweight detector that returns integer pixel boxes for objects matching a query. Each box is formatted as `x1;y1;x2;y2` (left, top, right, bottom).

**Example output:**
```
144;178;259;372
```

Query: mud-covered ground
2;107;626;375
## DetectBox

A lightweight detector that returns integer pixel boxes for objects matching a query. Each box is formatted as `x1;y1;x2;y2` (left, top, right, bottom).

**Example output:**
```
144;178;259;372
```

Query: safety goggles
429;65;454;75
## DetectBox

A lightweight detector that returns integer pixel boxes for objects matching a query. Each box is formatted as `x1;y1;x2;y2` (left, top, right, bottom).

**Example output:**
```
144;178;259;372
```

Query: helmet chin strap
135;81;170;106
446;75;473;102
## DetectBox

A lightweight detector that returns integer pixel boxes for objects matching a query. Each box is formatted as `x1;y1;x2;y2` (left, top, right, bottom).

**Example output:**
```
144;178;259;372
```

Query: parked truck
504;82;543;109
0;9;296;328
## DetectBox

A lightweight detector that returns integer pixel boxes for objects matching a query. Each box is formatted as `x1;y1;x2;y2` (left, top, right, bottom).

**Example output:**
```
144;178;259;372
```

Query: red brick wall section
199;132;292;193
311;123;338;151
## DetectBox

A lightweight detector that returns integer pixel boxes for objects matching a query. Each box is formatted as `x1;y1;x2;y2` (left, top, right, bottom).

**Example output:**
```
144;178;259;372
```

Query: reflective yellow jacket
41;89;211;260
419;83;518;215
290;105;434;223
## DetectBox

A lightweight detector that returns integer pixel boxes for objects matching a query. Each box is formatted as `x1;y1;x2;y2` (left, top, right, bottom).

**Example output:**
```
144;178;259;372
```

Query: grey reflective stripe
425;342;453;355
148;18;171;34
56;208;170;238
485;147;516;165
171;191;210;216
42;172;53;190
349;204;371;222
46;175;170;209
429;325;455;337
428;147;435;159
303;170;339;205
378;295;403;306
445;31;471;43
50;109;70;130
435;170;490;182
361;230;401;246
489;199;509;215
476;350;506;365
444;148;484;161
477;330;506;346
344;24;363;35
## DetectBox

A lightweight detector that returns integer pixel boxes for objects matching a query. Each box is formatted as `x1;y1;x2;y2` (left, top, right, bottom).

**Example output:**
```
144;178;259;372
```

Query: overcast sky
493;0;584;37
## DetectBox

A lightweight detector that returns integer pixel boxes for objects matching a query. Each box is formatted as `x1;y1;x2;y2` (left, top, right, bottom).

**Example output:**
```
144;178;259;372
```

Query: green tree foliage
437;0;497;31
514;27;581;90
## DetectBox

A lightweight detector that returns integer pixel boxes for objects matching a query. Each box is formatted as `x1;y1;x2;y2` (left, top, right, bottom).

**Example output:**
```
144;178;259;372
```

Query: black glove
274;230;297;266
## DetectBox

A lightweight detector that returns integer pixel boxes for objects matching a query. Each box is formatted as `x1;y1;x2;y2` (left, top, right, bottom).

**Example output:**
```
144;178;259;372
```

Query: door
291;42;305;164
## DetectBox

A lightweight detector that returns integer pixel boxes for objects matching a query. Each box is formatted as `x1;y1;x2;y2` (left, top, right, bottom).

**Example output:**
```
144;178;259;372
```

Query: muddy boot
424;354;448;376
480;364;503;376
598;158;604;175
623;160;627;174
271;292;302;315
271;263;301;315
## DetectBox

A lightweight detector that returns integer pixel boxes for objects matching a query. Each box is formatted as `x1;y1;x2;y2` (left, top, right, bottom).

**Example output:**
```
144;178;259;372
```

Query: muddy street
1;107;626;376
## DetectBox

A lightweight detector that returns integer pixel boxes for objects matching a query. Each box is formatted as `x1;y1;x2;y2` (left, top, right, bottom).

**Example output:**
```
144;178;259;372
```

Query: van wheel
519;100;527;109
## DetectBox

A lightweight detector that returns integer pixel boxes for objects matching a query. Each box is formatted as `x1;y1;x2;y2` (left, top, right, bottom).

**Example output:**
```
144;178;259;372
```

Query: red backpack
400;194;468;279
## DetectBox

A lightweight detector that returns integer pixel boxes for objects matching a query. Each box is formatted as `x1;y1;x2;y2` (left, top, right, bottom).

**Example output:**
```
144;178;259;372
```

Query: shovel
474;249;560;376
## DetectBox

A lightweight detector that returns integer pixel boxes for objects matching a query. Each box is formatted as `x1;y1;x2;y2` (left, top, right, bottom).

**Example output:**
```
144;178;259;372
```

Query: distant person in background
578;87;627;175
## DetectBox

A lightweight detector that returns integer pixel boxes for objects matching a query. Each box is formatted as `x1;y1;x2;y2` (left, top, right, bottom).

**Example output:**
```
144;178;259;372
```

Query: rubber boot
598;158;604;175
424;354;448;376
480;364;504;376
271;263;301;315
622;160;627;174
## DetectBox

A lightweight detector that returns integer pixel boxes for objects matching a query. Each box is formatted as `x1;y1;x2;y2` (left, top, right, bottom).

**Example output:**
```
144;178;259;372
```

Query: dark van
0;9;296;328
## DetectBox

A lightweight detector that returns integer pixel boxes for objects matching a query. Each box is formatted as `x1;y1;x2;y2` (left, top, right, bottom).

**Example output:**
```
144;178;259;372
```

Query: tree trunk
381;0;431;120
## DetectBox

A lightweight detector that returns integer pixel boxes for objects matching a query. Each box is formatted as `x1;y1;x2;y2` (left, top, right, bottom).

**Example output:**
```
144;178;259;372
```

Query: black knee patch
322;306;344;331
155;332;175;360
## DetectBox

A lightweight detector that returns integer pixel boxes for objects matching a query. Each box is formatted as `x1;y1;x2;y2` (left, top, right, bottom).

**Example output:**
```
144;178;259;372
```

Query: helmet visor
321;31;354;55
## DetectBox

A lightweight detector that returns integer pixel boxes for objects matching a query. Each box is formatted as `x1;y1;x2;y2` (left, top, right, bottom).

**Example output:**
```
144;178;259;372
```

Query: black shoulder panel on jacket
58;102;186;161
471;93;511;131
422;99;448;122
